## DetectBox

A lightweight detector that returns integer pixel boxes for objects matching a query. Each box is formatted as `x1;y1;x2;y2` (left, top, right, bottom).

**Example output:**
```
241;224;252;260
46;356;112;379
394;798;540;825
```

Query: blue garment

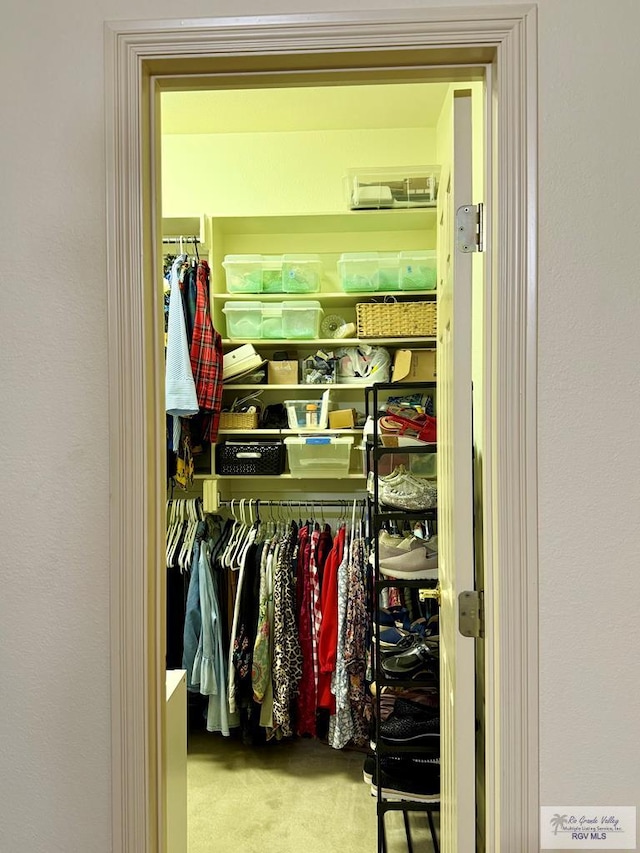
192;540;237;735
182;523;205;691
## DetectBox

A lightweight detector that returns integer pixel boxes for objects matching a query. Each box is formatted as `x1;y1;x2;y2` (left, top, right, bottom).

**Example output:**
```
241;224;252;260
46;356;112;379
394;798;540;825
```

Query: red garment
316;526;345;712
296;525;317;737
189;261;223;442
315;524;333;588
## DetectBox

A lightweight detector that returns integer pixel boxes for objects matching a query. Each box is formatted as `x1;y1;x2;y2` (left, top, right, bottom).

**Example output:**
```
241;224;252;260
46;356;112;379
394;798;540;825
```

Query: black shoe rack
365;381;440;853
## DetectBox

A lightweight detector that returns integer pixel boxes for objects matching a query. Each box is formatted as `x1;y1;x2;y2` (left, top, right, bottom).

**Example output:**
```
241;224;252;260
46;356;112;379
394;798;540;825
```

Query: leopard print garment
271;523;303;737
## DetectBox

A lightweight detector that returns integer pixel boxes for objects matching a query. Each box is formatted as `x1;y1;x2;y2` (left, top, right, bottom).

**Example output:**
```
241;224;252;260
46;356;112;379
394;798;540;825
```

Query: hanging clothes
165;255;198;450
272;523;303;738
317;524;345;713
189;260;224;444
343;535;370;746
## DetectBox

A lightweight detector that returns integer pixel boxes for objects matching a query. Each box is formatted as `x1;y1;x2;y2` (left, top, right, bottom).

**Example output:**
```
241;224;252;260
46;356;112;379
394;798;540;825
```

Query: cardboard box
268;360;299;385
392;349;437;383
328;408;357;429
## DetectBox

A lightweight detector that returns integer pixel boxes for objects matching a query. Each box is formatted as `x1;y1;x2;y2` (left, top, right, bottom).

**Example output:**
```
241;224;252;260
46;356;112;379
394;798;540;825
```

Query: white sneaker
380;475;437;511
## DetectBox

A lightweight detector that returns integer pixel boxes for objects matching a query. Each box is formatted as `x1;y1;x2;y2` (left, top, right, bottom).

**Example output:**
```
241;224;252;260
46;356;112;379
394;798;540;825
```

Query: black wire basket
215;440;286;476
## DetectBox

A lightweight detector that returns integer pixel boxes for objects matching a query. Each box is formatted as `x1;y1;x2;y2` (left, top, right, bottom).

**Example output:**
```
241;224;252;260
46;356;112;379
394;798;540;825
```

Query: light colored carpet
187;732;438;852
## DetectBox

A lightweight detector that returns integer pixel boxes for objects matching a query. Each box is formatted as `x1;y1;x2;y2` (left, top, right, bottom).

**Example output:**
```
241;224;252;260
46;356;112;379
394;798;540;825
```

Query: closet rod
162;237;200;244
218;499;366;508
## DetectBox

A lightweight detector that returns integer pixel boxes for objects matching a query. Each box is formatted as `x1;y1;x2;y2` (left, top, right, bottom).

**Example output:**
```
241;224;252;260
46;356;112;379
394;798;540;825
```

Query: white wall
162;128;436;216
1;1;639;851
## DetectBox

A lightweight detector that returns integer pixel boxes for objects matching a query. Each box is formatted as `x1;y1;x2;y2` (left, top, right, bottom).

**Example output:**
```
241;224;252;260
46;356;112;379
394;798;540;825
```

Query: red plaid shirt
190;261;223;441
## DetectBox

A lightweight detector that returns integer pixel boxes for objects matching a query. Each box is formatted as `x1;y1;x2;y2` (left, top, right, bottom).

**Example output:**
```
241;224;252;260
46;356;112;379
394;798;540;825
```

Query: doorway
160;76;477;853
104;8;538;852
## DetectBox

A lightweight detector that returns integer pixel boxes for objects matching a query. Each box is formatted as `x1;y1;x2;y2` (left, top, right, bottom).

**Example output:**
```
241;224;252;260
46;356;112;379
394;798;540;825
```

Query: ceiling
161;82;450;135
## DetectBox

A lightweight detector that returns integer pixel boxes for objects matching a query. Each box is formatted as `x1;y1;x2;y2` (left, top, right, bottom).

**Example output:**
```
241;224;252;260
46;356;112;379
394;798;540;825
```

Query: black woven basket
215;440;285;476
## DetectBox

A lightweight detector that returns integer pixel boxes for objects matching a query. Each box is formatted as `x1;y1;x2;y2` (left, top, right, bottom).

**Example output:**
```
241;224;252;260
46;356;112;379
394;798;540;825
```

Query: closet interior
161;80;469;853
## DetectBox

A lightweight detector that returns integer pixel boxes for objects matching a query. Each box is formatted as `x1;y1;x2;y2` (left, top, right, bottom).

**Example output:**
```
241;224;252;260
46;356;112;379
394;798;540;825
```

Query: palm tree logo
550;814;568;835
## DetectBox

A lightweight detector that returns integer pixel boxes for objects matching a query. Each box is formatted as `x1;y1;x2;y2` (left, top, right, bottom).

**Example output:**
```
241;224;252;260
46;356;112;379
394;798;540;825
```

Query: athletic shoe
380;474;438;512
379;548;438;580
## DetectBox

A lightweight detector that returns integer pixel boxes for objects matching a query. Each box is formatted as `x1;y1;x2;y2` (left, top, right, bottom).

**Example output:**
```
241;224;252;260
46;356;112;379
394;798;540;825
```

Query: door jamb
104;6;538;851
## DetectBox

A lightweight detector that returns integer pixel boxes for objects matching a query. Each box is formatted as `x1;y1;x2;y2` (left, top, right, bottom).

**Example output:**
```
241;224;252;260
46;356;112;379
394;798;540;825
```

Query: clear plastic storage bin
399;250;437;291
285;436;354;478
222;255;264;293
376;252;401;291
345;166;440;210
282;300;323;339
284;390;331;430
222;302;263;339
282;254;321;293
338;253;379;292
262;255;284;293
261;304;284;339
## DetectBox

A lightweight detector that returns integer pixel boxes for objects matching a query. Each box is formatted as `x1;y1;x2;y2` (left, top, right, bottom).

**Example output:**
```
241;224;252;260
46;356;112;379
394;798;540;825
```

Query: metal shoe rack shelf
365;381;440;853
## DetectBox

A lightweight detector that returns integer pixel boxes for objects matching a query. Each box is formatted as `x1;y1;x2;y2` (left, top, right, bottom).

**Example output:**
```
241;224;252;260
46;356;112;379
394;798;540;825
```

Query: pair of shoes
382;640;439;681
379;699;440;748
376;531;438;579
366;754;440;802
376;605;411;631
378;630;438;657
379;471;437;512
378;530;437;559
379;548;438;580
380;407;438;443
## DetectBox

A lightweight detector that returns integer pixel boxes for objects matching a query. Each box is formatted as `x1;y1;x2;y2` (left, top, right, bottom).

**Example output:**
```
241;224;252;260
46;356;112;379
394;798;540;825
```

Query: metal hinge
458;590;484;638
456;203;484;253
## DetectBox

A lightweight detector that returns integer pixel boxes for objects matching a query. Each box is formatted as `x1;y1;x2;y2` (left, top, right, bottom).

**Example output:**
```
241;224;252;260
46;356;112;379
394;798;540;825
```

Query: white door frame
105;6;538;852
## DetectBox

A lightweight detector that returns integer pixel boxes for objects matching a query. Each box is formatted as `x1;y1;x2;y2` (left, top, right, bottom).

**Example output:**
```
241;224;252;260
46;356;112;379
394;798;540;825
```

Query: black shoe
380;712;440;748
371;754;440;802
381;641;439;680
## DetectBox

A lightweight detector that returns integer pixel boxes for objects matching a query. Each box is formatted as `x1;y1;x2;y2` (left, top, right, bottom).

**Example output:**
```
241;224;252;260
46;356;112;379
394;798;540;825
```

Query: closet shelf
213;208;437;236
223;383;365;391
213;473;365;480
212;291;437;301
218;428;363;435
221;337;436;347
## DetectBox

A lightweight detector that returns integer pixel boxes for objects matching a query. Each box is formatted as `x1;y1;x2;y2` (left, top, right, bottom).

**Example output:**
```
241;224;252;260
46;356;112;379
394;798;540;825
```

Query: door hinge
456;203;484;253
458;590;484;638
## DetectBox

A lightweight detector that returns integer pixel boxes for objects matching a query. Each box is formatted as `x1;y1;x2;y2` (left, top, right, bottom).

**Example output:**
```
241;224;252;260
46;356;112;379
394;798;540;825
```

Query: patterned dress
272;524;303;738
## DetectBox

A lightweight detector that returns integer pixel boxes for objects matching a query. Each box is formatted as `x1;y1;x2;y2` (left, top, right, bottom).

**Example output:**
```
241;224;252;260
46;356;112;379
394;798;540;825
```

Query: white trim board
104;6;538;852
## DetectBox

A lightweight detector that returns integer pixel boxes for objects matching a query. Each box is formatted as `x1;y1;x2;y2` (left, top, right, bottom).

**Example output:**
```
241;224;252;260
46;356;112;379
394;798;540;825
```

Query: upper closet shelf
213;208;436;236
211;290;437;301
162;214;208;251
221;337;436;347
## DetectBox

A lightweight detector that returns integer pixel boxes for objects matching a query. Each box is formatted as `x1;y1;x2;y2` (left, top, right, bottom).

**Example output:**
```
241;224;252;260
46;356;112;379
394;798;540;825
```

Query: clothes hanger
236;499;259;570
228;499;250;570
166;498;182;566
221;499;240;568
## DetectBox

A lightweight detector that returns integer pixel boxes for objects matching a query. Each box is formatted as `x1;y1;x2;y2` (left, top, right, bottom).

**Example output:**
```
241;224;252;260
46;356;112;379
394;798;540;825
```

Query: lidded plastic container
282;300;323;339
285;436;354;478
222;255;263;293
262;255;284;294
376;252;401;291
399;250;437;291
282;254;321;293
338;253;379;292
261;304;284;339
345;166;441;210
222;302;263;339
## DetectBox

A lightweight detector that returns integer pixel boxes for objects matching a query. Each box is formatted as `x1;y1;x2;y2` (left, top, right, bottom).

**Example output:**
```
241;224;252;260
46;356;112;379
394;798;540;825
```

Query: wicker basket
356;300;437;338
219;411;259;431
